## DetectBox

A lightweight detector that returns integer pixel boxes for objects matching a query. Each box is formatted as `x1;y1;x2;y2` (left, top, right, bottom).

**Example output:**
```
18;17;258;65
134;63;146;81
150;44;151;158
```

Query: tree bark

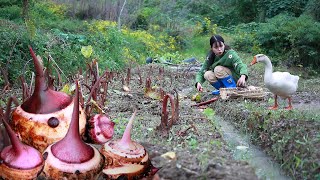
22;0;29;20
118;0;127;31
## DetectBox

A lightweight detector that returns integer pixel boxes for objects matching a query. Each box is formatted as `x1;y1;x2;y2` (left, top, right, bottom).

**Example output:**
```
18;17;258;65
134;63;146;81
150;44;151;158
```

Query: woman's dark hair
210;34;224;47
207;35;231;68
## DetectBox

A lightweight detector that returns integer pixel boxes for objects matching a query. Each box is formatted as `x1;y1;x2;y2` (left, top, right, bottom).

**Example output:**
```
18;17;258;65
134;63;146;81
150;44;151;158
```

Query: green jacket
195;49;248;84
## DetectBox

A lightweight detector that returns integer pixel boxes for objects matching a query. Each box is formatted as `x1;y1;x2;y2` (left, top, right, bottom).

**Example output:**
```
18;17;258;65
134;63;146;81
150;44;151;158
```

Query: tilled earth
1;63;319;179
105;64;259;179
105;64;320;179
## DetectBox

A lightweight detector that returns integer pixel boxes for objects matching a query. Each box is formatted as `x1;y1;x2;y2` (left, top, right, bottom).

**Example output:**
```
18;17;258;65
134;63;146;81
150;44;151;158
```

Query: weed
187;137;198;150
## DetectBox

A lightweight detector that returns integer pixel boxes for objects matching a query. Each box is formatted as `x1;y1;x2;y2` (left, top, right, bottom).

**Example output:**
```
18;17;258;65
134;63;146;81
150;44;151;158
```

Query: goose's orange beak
250;56;257;66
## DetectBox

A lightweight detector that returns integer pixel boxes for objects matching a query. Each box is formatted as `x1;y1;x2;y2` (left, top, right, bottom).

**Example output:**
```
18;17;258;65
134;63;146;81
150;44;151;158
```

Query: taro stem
126;67;131;86
158;94;176;135
19;76;30;102
117;109;137;150
145;77;151;93
0;97;19;152
191;97;219;107
51;80;93;163
0;97;43;180
84;69;109;116
1;117;43;169
1;96;19;150
21;46;72;114
42;80;104;179
173;89;179;124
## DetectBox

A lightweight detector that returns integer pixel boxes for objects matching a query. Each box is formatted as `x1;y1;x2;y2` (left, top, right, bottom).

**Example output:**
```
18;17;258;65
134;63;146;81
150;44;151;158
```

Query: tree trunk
118;0;127;31
22;0;29;19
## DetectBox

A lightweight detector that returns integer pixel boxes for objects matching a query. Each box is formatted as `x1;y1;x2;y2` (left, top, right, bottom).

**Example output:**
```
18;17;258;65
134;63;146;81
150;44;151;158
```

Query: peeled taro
41;80;104;179
11;46;86;153
0;112;44;180
100;110;159;179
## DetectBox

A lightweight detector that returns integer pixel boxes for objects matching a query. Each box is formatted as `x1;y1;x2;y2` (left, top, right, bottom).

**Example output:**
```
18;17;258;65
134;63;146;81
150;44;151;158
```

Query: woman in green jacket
195;34;248;94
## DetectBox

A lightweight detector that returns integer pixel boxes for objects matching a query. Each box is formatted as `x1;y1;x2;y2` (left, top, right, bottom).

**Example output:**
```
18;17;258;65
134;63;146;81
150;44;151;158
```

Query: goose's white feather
255;54;299;98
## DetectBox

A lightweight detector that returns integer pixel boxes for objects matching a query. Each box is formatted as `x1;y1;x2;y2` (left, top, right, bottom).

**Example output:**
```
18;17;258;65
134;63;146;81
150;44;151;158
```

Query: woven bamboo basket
220;86;265;100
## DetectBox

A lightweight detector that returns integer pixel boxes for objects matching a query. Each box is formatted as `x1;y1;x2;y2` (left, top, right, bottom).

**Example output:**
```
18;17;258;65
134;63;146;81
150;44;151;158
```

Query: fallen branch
191;97;219;107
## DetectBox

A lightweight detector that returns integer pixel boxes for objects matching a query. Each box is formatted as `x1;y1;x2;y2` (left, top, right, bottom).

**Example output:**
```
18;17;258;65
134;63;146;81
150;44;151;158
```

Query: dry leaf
123;85;130;92
161;151;176;160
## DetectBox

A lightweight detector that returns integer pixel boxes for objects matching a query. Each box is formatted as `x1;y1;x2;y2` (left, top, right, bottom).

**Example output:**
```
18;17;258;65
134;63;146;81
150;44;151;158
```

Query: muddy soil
1;63;319;179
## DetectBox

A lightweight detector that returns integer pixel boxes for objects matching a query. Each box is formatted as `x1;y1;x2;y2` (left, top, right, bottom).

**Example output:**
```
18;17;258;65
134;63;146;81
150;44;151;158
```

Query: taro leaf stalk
83;68;110;116
174;89;179;123
191;97;219;107
145;77;152;94
126;67;131;86
157;93;177;136
19;75;31;102
0;96;19;151
85;71;116;145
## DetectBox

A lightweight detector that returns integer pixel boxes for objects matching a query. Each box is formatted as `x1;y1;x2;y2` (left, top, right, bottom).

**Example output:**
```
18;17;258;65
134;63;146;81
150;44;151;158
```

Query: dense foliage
0;0;319;84
230;14;320;69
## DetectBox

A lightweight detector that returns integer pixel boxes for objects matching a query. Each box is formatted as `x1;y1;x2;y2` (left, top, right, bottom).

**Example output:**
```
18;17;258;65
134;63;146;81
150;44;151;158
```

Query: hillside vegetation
0;0;319;87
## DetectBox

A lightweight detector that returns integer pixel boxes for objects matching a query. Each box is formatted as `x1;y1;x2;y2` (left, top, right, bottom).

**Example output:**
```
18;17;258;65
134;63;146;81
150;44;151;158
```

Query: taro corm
11;46;86;153
100;110;159;179
87;114;115;144
41;80;104;179
0;112;44;180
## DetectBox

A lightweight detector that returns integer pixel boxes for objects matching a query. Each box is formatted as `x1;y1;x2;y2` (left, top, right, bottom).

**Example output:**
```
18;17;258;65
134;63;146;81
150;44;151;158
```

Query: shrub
0;5;22;20
304;0;320;21
256;14;320;68
0;20;41;84
229;14;320;70
229;22;262;55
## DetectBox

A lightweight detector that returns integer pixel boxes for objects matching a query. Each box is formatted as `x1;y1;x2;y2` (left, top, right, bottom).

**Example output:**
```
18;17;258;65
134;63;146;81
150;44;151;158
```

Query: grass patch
211;99;320;179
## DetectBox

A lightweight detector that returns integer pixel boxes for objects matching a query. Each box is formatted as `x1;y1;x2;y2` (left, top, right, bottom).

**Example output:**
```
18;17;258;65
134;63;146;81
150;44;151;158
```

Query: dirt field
1;63;319;179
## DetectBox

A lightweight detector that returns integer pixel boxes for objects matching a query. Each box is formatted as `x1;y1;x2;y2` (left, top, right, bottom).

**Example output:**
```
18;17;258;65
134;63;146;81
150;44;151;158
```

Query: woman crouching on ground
195;34;248;94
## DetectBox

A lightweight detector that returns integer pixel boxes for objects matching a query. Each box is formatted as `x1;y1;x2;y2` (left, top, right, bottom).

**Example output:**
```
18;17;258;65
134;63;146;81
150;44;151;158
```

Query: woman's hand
237;75;246;87
196;82;203;92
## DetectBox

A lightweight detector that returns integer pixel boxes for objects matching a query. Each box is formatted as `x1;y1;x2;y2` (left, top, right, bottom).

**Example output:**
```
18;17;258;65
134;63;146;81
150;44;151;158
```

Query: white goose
250;54;299;110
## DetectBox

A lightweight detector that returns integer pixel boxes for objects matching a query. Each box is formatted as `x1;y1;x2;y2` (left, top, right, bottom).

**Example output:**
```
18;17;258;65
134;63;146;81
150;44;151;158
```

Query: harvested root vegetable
100;110;159;179
0;112;44;180
42;80;104;179
87;114;115;144
191;97;219;107
11;46;86;153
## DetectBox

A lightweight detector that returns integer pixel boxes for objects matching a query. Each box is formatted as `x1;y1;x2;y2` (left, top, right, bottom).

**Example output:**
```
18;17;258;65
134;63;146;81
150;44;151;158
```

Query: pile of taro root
0;47;178;180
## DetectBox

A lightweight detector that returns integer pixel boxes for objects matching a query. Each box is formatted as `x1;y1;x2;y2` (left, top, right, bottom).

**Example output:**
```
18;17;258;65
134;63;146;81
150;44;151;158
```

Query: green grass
181;35;210;62
211;98;320;179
